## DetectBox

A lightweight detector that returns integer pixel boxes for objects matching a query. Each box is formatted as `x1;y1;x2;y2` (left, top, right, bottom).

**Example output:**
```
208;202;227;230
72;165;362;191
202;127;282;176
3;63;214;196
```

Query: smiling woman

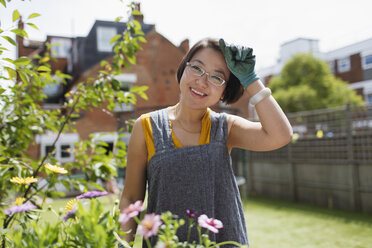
119;37;293;247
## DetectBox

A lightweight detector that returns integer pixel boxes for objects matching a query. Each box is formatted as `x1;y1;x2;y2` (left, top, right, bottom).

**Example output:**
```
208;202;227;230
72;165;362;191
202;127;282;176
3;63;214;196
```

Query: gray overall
146;108;248;247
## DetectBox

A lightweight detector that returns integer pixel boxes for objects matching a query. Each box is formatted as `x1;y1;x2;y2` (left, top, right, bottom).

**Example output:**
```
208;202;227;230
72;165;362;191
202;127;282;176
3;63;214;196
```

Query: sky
1;0;372;71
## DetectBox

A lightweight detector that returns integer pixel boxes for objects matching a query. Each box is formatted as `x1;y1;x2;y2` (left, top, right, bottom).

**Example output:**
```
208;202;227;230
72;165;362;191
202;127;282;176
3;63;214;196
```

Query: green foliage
64;199;122;248
62;132;128;193
270;53;364;113
12;218;61;248
9;198;122;248
157;212;185;245
0;1;148;247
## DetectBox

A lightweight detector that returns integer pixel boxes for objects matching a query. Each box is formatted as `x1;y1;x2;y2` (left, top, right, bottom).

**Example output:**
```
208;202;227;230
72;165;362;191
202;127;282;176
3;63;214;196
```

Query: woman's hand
219;38;260;88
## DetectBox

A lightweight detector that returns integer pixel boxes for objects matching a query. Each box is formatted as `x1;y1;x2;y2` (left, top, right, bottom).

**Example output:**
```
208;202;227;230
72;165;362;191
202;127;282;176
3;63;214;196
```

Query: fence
232;104;372;213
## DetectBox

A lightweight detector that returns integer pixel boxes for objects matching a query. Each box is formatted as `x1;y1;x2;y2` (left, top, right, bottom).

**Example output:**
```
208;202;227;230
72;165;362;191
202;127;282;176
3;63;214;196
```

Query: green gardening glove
219;38;260;88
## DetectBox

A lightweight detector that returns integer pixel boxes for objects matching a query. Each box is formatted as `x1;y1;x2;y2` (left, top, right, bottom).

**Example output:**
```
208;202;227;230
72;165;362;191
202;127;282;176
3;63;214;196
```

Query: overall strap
209;110;228;144
150;108;174;152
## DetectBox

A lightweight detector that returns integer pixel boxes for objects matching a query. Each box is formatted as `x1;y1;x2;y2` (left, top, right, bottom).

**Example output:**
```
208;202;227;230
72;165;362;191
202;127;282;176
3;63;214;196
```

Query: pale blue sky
1;0;372;70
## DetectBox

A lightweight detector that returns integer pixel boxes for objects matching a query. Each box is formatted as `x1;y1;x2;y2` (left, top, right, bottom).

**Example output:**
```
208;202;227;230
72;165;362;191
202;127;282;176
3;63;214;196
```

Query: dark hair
176;38;244;104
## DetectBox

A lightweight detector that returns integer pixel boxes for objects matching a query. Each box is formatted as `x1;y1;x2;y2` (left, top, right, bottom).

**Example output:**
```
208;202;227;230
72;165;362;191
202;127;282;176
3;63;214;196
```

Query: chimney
17;17;24;57
130;3;144;23
179;39;189;54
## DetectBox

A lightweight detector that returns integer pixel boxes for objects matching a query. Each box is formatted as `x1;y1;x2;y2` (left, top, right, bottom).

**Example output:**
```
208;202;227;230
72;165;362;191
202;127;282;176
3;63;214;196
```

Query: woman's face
179;47;230;110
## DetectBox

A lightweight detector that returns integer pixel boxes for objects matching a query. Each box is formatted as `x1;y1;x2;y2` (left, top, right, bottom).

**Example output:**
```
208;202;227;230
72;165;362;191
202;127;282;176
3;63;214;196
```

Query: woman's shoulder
139;108;167;121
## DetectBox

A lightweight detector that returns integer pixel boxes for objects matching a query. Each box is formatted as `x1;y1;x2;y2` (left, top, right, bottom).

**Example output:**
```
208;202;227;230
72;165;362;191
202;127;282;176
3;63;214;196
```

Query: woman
119;38;293;246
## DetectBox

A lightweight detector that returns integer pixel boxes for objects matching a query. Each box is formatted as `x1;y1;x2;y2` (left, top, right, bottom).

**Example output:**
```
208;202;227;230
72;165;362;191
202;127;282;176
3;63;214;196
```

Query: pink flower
137;213;162;239
198;214;223;233
118;200;144;224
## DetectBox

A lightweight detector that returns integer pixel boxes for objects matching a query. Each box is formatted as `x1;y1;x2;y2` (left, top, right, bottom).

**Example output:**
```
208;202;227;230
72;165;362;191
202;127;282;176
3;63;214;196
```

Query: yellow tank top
141;108;211;162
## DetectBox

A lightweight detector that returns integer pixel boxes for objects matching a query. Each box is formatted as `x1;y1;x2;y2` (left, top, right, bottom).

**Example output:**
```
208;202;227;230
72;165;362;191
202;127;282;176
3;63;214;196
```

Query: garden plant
0;1;247;247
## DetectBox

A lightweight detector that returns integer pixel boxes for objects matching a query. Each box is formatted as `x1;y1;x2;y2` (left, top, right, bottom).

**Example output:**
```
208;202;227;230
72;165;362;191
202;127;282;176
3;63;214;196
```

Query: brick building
258;37;372;103
19;7;251;163
18;9;188;162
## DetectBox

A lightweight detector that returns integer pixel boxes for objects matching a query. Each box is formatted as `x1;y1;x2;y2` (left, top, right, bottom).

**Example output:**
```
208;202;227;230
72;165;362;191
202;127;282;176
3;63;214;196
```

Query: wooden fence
232;104;372;213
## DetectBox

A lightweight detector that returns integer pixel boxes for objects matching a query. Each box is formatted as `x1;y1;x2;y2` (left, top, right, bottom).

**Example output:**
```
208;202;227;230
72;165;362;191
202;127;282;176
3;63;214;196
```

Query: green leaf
137;36;147;43
137;91;148;100
100;60;108;67
37;65;51;72
26;23;39;30
89;182;106;191
40;72;53;81
130;85;148;93
18;71;29;84
4;66;17;81
110;34;122;45
99;70;108;75
11;28;28;38
2;58;14;64
1;35;16;46
12;10;21;22
0;28;3;33
0;88;5;95
27;13;40;19
0;46;8;51
131;10;142;16
40;56;50;63
0;0;6;7
126;54;136;65
115;16;123;23
14;57;31;66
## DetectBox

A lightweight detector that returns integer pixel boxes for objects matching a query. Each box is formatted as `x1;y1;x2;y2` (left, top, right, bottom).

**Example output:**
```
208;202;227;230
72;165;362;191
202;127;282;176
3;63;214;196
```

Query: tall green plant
0;1;147;247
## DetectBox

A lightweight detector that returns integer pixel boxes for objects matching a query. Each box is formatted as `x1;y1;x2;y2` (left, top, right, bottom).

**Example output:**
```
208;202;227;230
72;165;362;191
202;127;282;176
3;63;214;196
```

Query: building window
93;132;120;155
328;60;335;74
337;57;350;73
42;144;73;162
97;26;117;52
367;94;372;104
113;74;137;112
50;38;72;58
36;133;79;163
362;54;372;70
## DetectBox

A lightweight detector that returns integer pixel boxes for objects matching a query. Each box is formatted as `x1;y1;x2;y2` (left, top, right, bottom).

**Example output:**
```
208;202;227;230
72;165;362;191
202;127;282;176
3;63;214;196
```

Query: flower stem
197;226;202;245
187;218;192;242
145;238;152;248
133;216;141;225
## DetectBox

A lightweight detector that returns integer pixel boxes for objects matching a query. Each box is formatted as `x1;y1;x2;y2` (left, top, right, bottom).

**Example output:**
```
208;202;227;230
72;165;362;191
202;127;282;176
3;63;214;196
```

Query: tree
269;53;364;113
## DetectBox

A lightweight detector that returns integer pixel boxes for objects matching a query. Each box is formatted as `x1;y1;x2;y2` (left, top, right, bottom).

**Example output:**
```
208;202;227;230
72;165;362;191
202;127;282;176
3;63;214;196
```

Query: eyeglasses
186;62;226;87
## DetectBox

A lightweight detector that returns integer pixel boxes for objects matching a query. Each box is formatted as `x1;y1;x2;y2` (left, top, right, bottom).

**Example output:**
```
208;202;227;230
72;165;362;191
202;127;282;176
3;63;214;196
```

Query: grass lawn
42;195;372;248
244;196;372;248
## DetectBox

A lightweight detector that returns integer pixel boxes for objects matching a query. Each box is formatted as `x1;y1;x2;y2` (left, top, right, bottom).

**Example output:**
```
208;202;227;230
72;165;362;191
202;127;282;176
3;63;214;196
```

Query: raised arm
119;117;147;242
227;80;292;152
219;39;292;152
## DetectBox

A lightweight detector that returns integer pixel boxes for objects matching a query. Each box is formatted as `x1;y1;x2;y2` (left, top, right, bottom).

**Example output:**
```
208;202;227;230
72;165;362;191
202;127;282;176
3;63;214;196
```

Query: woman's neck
174;102;207;124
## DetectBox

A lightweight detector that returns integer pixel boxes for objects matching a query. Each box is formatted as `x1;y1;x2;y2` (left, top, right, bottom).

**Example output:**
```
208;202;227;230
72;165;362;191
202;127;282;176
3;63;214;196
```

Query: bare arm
227;80;293;152
119;117;147;242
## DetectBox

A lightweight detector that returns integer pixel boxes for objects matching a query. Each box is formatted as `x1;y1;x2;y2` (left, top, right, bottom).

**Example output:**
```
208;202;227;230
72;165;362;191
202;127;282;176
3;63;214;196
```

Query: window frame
36;133;79;163
113;74;137;112
362;53;372;70
337;57;351;73
328;60;335;74
50;37;72;58
96;26;117;52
